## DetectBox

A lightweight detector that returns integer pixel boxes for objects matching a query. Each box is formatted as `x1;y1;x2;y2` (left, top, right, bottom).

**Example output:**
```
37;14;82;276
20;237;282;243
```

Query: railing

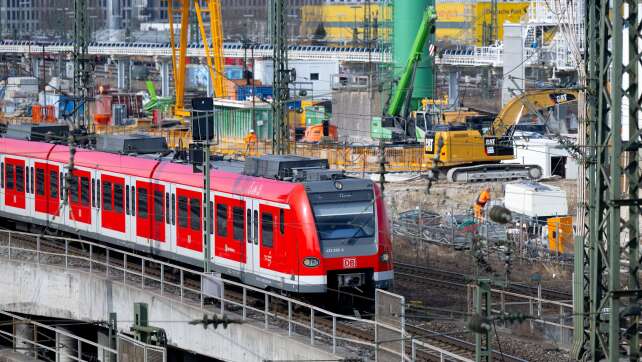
0;310;118;361
438;45;504;67
0;228;468;361
411;338;473;362
0;41;391;63
467;284;574;348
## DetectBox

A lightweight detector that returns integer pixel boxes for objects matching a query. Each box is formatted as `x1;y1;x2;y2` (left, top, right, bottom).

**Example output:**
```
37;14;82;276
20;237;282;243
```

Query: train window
113;183;123;212
35;168;44;196
49;170;58;198
5;164;13;190
96;180;101;208
91;179;96;207
190;198;201;231
216;203;227;237
25;166;29;193
31;167;34;194
81;177;90;206
261;212;274;248
138;187;148;218
279;209;285;234
154;190;163;222
126;185;130;215
103;181;112;211
208;201;213;235
165;193;170;225
15;165;24;192
70;176;78;203
246;209;251;243
253;210;258;245
171;193;176;225
177;196;188;227
1;162;4;188
131;186;135;215
233;207;244;241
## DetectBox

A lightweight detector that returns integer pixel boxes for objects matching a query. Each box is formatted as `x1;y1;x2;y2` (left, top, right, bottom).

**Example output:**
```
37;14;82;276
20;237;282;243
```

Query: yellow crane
168;0;227;117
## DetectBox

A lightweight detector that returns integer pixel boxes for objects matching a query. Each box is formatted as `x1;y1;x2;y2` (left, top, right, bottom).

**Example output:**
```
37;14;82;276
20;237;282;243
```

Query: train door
68;169;92;231
33;162;48;220
0;156;4;210
151;183;166;245
149;182;170;255
47;164;61;222
4;158;26;212
175;188;202;258
100;173;127;239
213;195;246;271
25;161;34;219
135;180;152;245
244;199;260;277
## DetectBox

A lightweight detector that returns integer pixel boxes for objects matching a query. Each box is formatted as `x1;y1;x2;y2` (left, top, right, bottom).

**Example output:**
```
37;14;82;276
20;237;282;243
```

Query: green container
393;0;435;107
214;104;273;141
305;106;327;127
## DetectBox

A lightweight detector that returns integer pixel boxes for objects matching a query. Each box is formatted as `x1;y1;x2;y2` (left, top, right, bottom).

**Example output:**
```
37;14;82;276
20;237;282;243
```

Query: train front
304;176;393;297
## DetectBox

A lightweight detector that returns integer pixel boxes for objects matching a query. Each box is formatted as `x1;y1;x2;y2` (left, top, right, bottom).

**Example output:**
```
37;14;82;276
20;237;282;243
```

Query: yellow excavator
419;88;579;182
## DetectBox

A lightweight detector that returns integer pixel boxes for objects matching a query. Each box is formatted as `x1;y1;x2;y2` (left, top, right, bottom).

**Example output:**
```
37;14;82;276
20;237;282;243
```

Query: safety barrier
0;228;471;361
0;310;118;361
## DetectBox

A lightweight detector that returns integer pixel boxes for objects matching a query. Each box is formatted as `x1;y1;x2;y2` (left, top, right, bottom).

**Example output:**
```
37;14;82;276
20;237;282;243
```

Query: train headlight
380;253;390;263
303;257;320;268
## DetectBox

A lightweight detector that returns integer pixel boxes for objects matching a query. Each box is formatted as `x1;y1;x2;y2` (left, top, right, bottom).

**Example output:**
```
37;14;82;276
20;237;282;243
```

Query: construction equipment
168;0;227;118
144;80;173;113
375;85;578;182
302;120;338;143
372;5;437;143
426;88;579;182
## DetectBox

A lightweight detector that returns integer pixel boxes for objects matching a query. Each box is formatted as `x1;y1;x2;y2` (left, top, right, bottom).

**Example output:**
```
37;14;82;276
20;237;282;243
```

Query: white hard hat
249;129;255;133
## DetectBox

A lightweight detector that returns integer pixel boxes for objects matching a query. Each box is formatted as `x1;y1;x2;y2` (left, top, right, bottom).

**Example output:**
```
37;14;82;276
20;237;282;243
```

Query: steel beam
581;0;642;360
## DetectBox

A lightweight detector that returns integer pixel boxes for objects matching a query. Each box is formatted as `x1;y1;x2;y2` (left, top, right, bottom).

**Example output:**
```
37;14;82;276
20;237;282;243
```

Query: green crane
372;5;437;141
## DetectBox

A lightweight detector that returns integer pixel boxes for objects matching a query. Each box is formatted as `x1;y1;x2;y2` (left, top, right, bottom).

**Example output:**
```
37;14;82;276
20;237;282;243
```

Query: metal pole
474;279;491;362
204;112;212;272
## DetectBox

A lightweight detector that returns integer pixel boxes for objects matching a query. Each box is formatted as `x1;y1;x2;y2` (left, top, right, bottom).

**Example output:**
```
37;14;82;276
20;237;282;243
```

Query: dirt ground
383;177;579;218
384;177;578;361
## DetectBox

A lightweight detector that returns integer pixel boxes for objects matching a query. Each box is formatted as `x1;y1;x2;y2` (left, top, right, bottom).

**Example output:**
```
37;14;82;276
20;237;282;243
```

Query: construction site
0;0;636;361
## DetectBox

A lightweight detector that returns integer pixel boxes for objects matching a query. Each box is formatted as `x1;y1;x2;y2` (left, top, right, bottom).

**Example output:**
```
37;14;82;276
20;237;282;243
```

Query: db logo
343;258;357;269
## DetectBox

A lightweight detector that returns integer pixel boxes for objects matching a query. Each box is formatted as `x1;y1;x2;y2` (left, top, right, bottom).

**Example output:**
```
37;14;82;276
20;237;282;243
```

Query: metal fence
117;334;166;362
0;310;118;362
0;228;471;361
466;285;574;349
393;209;574;265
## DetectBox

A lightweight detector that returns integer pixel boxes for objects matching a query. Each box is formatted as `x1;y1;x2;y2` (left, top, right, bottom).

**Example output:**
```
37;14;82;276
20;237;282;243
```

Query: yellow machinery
168;0;227;117
547;216;573;254
419;88;579;182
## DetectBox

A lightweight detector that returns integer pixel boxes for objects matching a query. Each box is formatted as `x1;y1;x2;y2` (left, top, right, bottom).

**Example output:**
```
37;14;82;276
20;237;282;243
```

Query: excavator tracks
446;163;543;183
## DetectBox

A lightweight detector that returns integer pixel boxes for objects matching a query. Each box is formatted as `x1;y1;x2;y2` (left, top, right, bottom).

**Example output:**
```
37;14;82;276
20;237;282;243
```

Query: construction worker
244;129;258;156
474;187;491;221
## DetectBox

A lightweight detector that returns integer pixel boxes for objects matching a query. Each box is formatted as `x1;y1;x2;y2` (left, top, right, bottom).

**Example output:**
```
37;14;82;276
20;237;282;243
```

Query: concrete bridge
0;229;376;362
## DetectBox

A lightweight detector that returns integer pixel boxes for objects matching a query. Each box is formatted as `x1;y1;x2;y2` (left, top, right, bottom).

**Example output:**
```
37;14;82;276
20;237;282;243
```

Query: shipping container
212;99;274;141
236;85;274;101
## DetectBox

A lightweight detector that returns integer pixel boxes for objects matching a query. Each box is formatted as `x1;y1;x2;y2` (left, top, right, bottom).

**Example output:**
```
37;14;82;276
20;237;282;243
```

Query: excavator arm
489;88;579;137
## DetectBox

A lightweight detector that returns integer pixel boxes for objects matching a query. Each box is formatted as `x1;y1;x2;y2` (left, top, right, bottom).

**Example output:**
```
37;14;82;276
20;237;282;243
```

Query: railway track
394;262;571;301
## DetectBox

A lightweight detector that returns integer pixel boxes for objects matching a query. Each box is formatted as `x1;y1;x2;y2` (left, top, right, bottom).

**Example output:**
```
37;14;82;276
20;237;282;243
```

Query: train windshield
313;202;375;241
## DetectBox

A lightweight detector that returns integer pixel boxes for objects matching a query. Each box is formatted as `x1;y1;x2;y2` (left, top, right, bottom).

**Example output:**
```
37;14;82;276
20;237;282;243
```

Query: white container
504;181;568;218
504;137;579;180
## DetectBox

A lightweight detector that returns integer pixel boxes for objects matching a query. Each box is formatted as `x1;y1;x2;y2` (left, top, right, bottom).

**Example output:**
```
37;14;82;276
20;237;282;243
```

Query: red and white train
0;137;393;294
